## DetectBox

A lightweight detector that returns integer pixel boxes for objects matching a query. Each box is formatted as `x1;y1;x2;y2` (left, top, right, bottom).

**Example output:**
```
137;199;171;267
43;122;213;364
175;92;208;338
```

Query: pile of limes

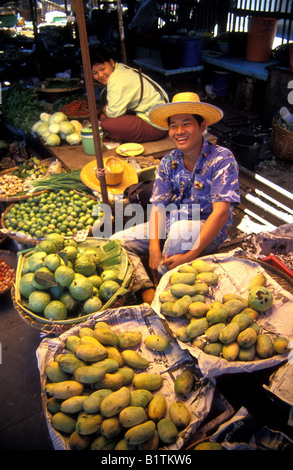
3;190;99;239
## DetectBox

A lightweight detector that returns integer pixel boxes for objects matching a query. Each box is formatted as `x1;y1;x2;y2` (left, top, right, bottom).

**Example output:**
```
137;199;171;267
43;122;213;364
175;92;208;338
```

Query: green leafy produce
2;81;44;133
27;169;91;193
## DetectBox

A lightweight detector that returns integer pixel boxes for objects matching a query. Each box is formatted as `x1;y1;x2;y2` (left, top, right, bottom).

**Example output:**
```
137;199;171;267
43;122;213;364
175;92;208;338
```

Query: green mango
144;334;171;352
237;327;258;348
132;372;163;391
172;295;192;317
118;331;142;348
231;313;253;331
45;361;70;383
205;323;226;342
60;395;88;414
222;342;239;361
206;306;228;325
186;317;209;338
204;342;223;357
83;389;112;414
157;418;178;444
169;401;191;429
121;350;149;369
125;420;156;446
238;345;256;361
119;406;148;428
147;394;166;422
51;412;76;434
174;370;194;397
170;272;197;285
101;416;122;439
219;322;240;344
69;430;91;450
100;386;131;418
130;389;153;407
188;301;209;318
256;334;274;358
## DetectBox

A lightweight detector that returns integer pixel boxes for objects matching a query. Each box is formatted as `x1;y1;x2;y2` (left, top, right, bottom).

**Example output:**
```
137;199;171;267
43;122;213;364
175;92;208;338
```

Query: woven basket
12;241;135;334
1;190;97;246
0;249;17;295
270;120;293;161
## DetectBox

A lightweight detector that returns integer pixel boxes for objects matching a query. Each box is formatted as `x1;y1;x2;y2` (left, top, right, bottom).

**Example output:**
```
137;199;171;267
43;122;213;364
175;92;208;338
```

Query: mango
178;264;198;274
194;441;223;450
138;430;159;450
94;371;125;390
231;313;253;331
79;327;95;338
273;336;289;354
119;367;135;385
190;294;206;303
147;394;166;422
125;420;156;446
51;380;84;400
83;389;112;414
47;397;61;414
65;335;81;353
74;358;119;384
144;334;171;352
60;395;88;414
101;416;122;439
159;291;178;303
75;341;107;363
219;323;240;344
250;322;261;335
175;326;191;342
186;317;209;338
100;386;131;417
174;370;194;397
223;299;245;318
249;273;266;290
121;350;149;369
193;281;210;295
208;300;223;309
118;331;142;348
188;301;209;318
206;306;228;325
169;401;191;429
248;286;273;312
157;418;178;444
58;353;85;374
171;283;199;297
160;301;176;317
192;337;206;350
51;412;76;434
237;327;258;348
69;430;91;450
205;323;226;342
222;342;239;361
196;271;218;285
222;294;248;307
93;323;119;347
45;361;70;383
119;406;148;428
172;295;192;317
45;383;57;396
130;389;153;408
238;345;256;361
256;334;274;358
115;438;136;450
133;372;163;391
204;342;223;357
170;272;197;285
241;307;259;321
191;259;214;273
79;335;100;346
90;435;116;450
105;346;124;367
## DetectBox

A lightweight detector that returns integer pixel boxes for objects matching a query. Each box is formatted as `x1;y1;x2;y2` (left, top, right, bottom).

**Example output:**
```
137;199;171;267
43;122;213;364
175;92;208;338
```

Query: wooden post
73;0;109;205
116;0;127;64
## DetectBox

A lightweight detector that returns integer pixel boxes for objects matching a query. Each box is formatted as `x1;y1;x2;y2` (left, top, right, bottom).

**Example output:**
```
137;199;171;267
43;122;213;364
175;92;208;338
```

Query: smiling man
111;92;240;304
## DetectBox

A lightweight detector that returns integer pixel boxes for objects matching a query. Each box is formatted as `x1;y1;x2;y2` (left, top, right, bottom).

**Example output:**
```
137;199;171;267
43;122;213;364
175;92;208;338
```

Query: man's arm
160;201;231;271
148;204;166;285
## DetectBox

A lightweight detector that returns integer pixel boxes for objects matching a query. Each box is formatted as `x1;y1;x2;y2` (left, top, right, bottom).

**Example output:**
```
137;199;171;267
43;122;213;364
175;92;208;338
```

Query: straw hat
149;92;223;128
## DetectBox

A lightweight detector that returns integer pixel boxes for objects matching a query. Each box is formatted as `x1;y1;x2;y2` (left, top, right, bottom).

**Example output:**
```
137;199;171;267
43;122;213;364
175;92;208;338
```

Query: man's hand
149;248;163;286
160;252;193;271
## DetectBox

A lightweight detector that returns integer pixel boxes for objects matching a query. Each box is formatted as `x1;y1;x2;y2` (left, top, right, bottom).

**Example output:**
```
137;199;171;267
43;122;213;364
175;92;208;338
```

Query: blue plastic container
213;70;232;97
181;37;202;67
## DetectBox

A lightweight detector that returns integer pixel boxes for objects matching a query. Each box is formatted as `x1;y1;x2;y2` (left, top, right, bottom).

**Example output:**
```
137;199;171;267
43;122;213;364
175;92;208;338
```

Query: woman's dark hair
89;46;115;66
167;114;204;126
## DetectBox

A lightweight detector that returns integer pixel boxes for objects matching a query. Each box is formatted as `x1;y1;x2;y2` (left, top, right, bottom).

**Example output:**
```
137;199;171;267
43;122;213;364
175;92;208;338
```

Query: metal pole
74;0;109;205
116;0;127;64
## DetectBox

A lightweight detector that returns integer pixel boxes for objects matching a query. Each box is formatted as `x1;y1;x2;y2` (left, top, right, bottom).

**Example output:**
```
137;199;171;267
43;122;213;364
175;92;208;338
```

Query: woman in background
90;48;169;143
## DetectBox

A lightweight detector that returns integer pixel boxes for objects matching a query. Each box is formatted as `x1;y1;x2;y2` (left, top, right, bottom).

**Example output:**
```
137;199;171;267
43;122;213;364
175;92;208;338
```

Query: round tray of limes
1;190;101;245
12;234;134;332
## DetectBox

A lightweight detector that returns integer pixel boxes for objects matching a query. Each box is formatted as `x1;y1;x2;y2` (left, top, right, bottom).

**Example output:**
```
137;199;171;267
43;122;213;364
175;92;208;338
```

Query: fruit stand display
152;253;292;377
0;249;16;294
12;234;134;332
36;305;216;451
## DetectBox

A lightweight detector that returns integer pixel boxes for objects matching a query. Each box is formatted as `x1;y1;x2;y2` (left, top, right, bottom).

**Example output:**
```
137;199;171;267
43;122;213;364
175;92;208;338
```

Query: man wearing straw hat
112;92;240;304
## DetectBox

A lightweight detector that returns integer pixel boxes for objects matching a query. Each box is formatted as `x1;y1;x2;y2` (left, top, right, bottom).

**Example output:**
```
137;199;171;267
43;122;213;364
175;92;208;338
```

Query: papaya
204;342;223;357
205;323;226;342
223;299;245;318
222;293;248;307
231;313;253;331
175;326;191;342
178;264;198;274
159;291;178;303
238;345;256;362
170;283;199;297
206;306;228;325
160;301;176;317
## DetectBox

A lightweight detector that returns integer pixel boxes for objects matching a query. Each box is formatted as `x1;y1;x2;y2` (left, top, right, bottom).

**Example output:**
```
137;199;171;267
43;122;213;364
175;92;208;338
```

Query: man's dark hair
167;114;204;126
89;46;115;66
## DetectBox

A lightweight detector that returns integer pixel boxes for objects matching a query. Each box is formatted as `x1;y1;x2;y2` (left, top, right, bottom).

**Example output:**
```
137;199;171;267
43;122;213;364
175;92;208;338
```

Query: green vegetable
66;132;82;145
59;121;75;135
45;134;61;147
49;112;68;125
28;169;92;193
